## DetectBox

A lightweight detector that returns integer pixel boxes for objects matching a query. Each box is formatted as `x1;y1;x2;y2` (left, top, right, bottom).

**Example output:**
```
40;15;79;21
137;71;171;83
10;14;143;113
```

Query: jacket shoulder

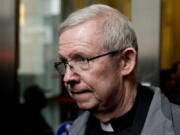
68;111;90;135
171;103;180;135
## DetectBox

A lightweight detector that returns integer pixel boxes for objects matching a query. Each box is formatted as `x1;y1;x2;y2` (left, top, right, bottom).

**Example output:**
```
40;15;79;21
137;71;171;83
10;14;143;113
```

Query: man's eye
74;56;87;62
80;57;87;61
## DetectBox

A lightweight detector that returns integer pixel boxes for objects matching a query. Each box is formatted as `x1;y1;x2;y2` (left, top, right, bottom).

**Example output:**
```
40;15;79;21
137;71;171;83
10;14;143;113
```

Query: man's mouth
70;89;91;95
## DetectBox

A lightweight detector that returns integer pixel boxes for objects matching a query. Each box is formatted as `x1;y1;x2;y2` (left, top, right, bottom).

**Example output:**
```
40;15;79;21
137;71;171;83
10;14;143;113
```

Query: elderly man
55;4;180;135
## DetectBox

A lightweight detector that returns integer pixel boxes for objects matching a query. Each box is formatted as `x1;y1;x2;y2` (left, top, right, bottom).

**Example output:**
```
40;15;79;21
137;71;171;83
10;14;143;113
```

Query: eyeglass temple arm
88;50;121;61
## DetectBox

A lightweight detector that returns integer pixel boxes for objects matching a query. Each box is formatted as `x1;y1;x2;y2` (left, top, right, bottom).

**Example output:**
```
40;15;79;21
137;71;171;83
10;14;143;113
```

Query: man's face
58;21;123;112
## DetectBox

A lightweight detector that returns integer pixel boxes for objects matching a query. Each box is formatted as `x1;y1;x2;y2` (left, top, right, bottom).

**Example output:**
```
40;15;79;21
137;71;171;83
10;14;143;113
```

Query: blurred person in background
19;84;53;135
160;62;180;105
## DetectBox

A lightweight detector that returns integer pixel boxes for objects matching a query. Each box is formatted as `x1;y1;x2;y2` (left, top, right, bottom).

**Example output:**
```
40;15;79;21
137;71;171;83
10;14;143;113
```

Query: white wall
132;0;161;86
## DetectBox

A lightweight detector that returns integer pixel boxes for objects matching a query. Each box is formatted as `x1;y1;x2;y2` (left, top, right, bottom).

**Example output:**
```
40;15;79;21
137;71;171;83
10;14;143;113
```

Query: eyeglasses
54;49;124;74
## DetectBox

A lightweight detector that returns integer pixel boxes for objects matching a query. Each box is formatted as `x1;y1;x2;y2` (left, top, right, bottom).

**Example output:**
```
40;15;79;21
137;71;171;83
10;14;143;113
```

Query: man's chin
77;102;91;110
76;101;98;110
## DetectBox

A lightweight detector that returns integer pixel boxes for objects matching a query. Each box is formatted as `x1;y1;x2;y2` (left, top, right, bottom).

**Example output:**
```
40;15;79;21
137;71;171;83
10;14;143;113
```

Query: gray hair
58;4;138;52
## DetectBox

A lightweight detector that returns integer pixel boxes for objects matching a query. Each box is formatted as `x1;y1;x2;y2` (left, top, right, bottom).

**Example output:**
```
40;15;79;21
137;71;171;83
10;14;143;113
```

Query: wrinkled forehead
58;21;104;54
59;20;102;42
58;23;107;59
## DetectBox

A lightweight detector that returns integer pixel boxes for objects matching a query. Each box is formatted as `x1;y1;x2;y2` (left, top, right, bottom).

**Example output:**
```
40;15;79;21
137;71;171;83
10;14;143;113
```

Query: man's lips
70;89;91;95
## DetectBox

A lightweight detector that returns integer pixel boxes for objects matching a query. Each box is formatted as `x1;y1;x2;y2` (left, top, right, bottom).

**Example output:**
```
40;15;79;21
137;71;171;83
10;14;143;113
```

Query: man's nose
63;66;80;86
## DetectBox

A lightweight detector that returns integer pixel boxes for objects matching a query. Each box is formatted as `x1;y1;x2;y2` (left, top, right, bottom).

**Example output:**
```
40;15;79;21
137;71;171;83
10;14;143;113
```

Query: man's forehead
58;21;105;59
59;21;102;41
58;40;103;57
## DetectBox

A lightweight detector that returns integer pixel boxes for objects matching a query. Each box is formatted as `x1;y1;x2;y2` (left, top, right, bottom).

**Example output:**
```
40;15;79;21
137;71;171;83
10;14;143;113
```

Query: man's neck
93;80;137;123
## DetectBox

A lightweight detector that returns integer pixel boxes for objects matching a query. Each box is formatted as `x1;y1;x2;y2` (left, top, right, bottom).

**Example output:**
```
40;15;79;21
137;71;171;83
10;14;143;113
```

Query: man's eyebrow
58;51;90;61
69;51;91;58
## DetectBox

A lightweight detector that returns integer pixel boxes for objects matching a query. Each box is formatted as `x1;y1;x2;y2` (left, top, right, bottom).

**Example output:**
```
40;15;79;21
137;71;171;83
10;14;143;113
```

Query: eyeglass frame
54;49;124;74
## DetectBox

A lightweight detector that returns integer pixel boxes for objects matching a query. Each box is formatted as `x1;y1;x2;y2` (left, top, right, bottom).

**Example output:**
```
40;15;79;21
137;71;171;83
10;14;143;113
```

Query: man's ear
119;48;137;76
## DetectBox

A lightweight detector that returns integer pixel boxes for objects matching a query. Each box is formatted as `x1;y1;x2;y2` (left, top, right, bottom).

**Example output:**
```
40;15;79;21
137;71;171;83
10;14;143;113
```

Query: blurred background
0;0;180;134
